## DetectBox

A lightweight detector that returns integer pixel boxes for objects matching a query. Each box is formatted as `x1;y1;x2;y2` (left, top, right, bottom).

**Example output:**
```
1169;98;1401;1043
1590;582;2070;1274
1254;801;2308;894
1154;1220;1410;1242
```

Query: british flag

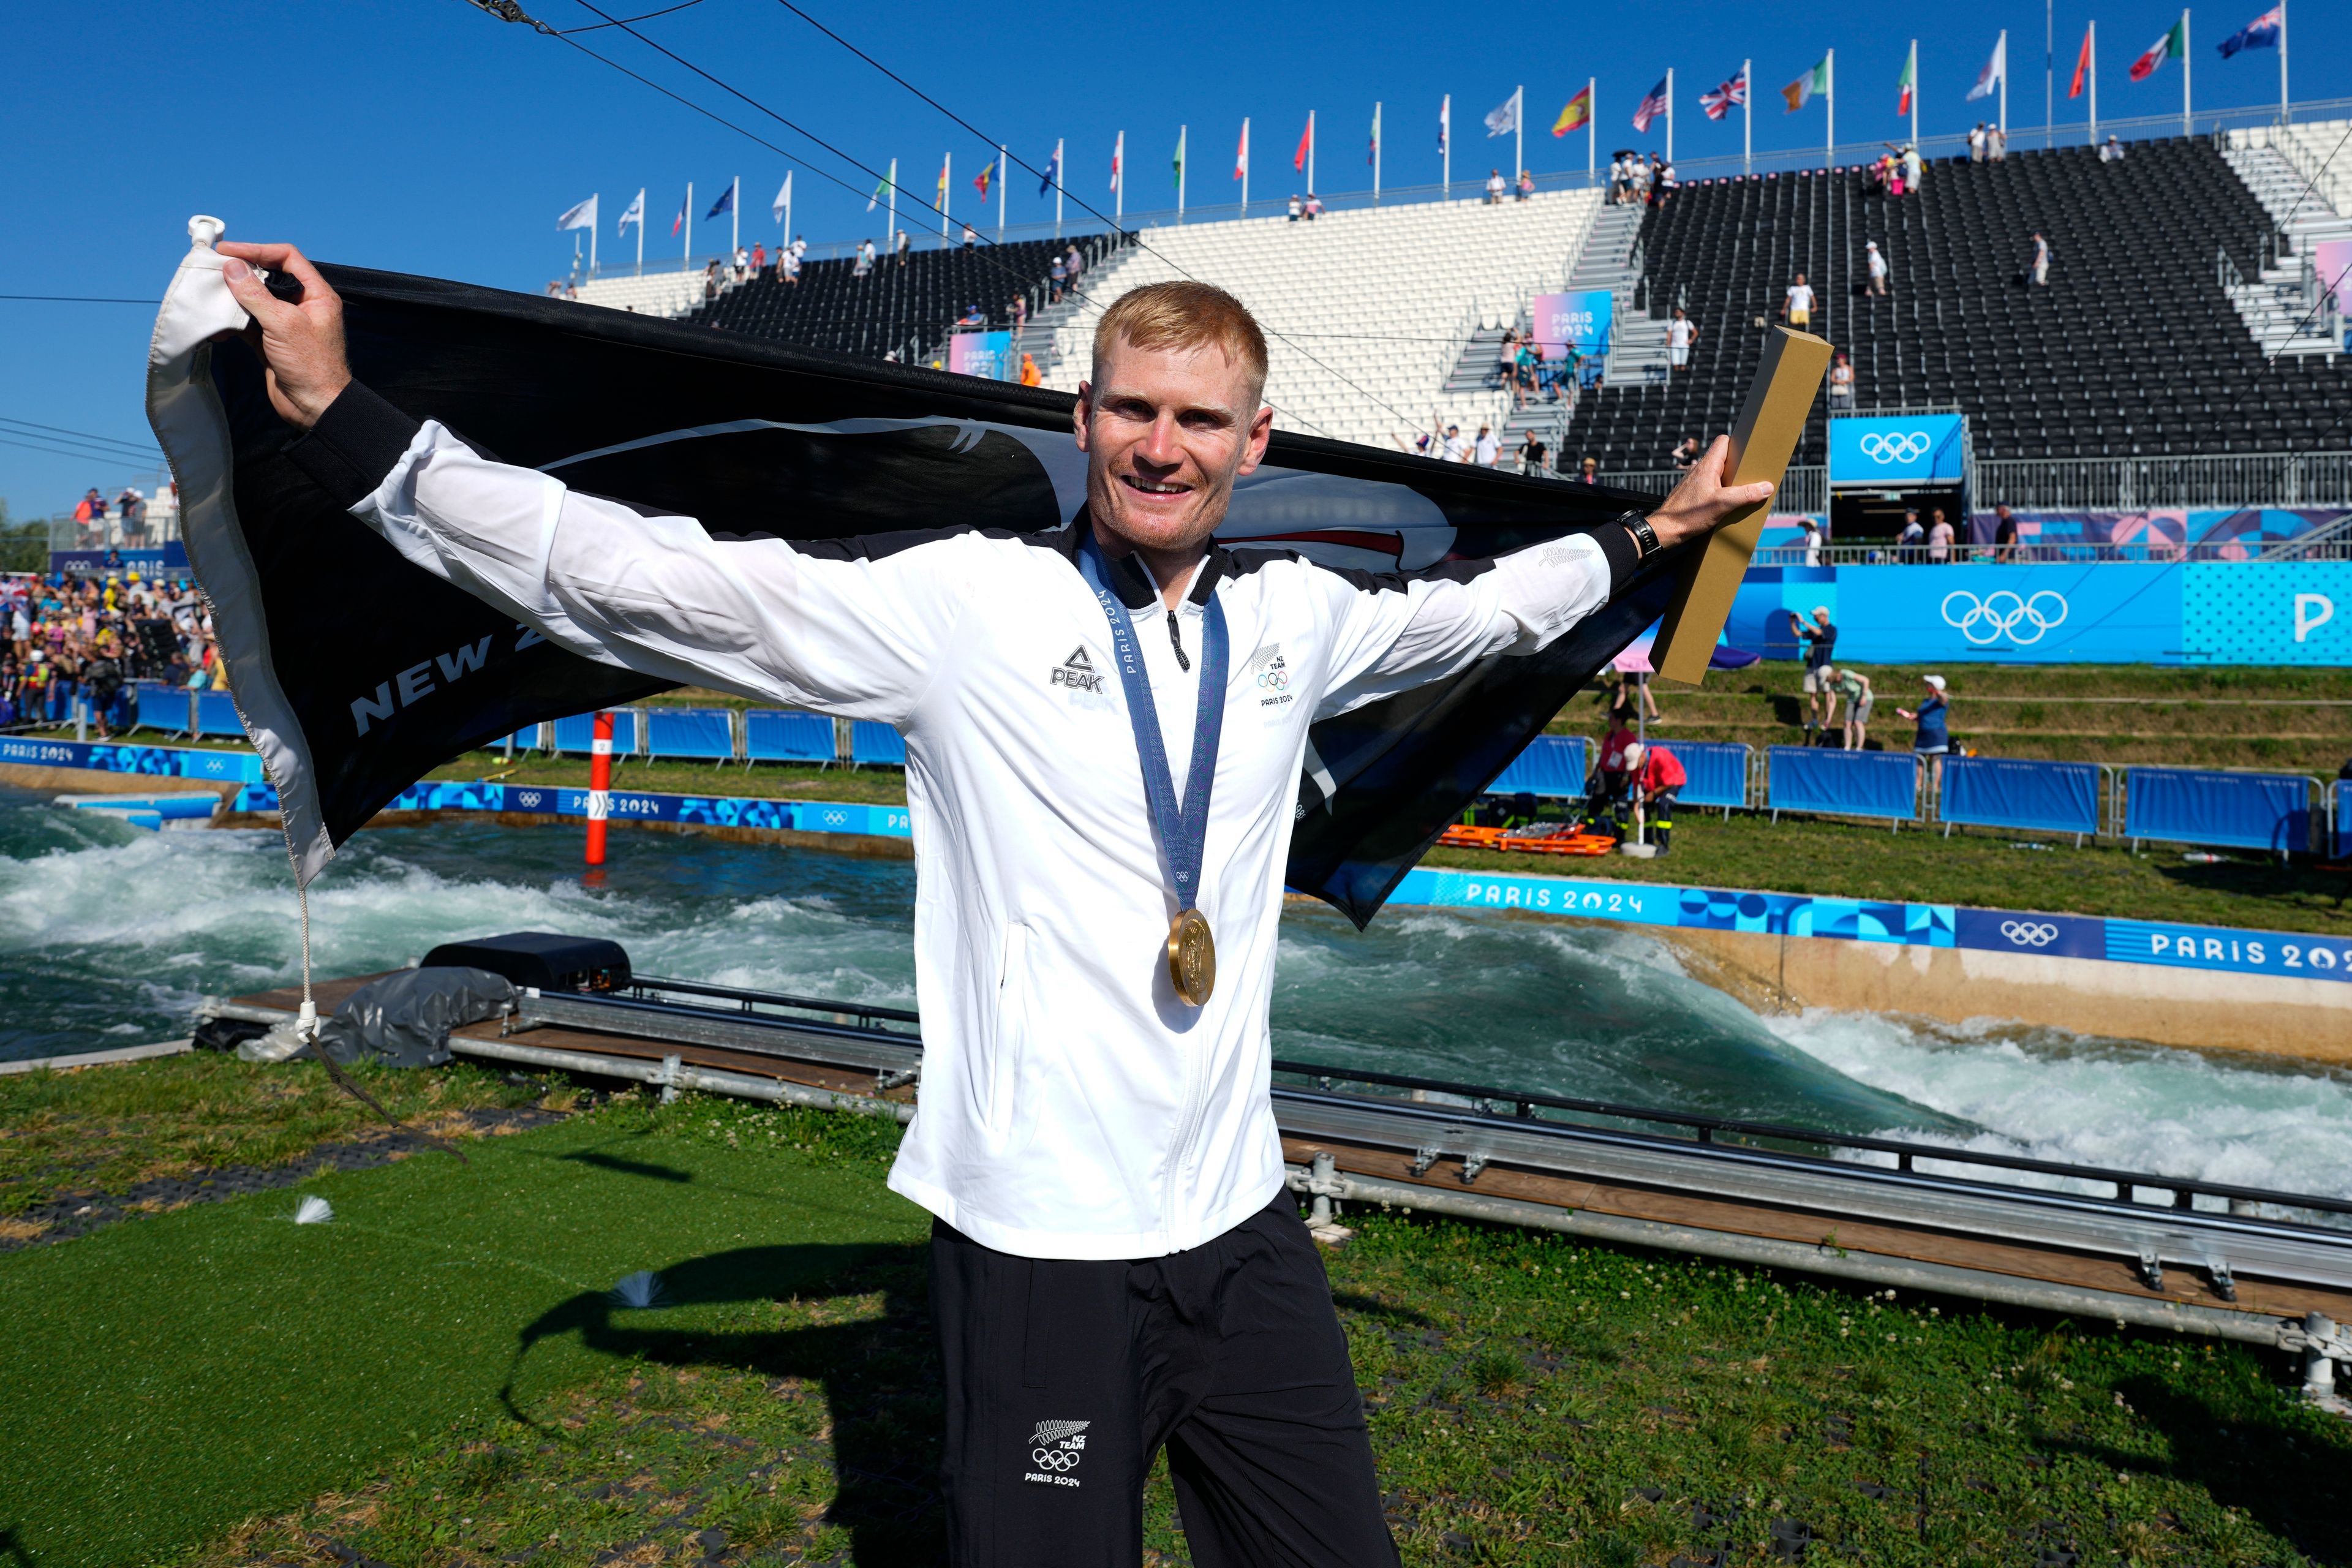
1699;64;1749;121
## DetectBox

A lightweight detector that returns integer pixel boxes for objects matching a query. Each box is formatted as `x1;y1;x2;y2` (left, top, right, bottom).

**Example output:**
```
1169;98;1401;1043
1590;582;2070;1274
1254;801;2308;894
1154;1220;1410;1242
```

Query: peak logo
1049;645;1105;693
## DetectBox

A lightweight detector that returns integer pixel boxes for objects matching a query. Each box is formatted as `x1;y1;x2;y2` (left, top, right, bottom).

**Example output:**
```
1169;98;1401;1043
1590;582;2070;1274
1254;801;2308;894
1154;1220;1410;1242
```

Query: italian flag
2131;16;2186;81
1783;57;1830;112
1896;50;1915;116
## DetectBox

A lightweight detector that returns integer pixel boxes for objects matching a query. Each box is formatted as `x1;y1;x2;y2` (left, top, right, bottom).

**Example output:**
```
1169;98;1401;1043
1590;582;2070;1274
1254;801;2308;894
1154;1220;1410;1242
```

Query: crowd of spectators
1607;153;1676;208
0;574;220;736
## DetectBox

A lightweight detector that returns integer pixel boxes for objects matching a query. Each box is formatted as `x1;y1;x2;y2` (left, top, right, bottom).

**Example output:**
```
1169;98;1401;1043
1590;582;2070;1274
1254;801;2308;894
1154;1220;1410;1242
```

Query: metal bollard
2303;1311;2339;1403
1308;1150;1339;1231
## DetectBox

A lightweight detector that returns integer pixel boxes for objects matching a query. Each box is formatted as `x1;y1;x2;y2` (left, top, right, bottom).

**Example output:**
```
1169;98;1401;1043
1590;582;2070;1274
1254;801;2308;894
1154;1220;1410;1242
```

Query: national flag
973;159;993;200
1438;94;1450;154
1782;58;1830;111
1485;87;1521;137
616;189;644;234
1110;130;1123;192
2131;15;2188;79
556;195;598;232
1038;141;1061;197
1967;34;2007;100
937;157;949;211
2217;6;2280;58
2069;25;2092;98
705;183;733;220
1173;126;1185;188
771;172;792;223
865;174;890;212
1897;50;1917;115
1633;76;1670;132
146;247;1672;919
1294;116;1312;172
1699;66;1747;121
1553;84;1593;136
1370;102;1381;164
1234;119;1250;178
671;192;687;235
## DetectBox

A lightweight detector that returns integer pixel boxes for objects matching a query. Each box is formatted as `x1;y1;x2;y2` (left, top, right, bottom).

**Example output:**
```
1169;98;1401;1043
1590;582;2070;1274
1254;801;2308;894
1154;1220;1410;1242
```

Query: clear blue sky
1;0;2334;521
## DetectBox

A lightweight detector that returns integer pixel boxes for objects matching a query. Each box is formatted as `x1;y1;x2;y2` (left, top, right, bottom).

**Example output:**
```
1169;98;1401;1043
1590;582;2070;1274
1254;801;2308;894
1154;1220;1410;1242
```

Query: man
2030;232;2051;286
1992;505;2021;561
1618;740;1684;854
1864;240;1888;296
1789;605;1836;740
1896;507;1924;558
1897;674;1951;792
1485;167;1506;204
211;241;1768;1566
1782;271;1815;328
1666;307;1697;372
1440;422;1471;463
1472;423;1500;467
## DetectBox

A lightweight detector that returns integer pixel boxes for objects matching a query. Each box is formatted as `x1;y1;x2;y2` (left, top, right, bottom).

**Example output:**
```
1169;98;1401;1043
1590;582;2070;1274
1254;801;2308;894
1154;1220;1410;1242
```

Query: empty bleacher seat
743;709;838;767
849;720;907;767
644;707;736;763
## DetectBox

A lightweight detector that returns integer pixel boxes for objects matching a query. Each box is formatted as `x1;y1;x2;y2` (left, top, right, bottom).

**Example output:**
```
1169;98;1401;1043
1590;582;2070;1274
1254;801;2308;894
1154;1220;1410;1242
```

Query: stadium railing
133;682;191;739
1767;747;1920;827
1489;734;1588;797
644;707;737;765
2122;766;2319;859
1938;756;2106;845
849;720;908;769
742;710;839;768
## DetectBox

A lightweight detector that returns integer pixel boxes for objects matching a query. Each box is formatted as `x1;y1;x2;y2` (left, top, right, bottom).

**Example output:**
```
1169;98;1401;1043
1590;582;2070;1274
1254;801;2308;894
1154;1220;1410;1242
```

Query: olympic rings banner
1828;413;1966;488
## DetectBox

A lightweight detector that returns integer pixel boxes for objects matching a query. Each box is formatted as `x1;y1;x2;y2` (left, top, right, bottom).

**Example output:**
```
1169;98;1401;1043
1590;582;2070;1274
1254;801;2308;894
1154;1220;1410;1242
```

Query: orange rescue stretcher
1435;822;1619;856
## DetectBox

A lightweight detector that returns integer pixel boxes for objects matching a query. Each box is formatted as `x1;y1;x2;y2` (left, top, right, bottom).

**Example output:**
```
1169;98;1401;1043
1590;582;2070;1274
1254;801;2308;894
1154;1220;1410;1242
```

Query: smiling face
1074;334;1271;560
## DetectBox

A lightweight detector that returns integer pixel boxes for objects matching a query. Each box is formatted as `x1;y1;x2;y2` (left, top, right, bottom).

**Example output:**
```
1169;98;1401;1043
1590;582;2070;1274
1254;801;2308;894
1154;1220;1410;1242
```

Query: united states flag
1632;77;1671;133
1700;66;1749;121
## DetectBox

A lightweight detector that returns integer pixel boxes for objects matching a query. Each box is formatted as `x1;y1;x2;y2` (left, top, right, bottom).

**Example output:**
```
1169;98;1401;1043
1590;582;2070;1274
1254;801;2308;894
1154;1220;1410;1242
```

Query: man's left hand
1645;435;1775;549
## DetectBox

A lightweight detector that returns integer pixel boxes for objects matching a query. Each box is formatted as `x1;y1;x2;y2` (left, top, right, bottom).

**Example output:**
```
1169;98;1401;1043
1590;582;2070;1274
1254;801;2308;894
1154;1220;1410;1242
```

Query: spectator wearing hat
1574;455;1601;485
1898;675;1951;790
1473;424;1500;467
1616;741;1686;854
1864;240;1889;296
1789;606;1838;741
1796;517;1823;567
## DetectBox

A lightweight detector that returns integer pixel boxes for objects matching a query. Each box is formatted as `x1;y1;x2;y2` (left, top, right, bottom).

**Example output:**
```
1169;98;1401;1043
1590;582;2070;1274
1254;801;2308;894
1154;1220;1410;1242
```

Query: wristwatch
1618;508;1660;560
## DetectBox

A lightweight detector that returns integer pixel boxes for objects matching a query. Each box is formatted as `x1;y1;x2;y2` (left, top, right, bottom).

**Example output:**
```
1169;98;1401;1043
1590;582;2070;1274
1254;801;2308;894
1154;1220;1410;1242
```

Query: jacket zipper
1165;608;1190;672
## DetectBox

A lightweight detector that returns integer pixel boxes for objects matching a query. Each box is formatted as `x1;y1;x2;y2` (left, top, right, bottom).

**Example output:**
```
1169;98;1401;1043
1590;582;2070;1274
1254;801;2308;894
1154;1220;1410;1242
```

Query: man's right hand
214;243;352;431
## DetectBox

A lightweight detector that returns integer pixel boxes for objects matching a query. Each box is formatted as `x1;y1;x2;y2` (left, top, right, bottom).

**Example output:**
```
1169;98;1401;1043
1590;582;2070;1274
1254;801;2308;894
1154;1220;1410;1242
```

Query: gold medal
1166;908;1216;1007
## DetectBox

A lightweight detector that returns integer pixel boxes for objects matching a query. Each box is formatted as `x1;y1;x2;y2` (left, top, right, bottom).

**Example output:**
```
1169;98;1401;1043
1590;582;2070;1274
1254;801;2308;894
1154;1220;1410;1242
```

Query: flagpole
1374;102;1383;203
2045;0;2055;148
2278;0;2289;125
888;157;897;246
1116;131;1125;224
1744;61;1752;172
943;153;952;238
1999;30;2008;136
1241;118;1250;216
2088;22;2098;145
1664;70;1673;163
785;175;792;248
2182;10;2193;134
1825;48;1834;342
1590;78;1599;185
1178;126;1187;225
685;181;693;272
731;176;739;258
1443;95;1451;200
1910;40;1919;145
590;194;598;274
1308;109;1316;194
1055;139;1064;238
997;145;1007;242
636;188;644;274
1515;85;1524;189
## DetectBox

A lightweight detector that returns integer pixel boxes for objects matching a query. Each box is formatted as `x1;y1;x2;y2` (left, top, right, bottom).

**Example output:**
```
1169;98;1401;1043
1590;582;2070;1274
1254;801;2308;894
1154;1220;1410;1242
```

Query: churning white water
4;787;2348;1203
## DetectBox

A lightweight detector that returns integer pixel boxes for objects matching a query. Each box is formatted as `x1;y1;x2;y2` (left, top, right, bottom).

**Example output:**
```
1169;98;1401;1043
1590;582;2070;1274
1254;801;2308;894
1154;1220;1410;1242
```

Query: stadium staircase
2230;120;2352;232
1558;136;2352;474
2217;138;2351;361
1027;191;1602;449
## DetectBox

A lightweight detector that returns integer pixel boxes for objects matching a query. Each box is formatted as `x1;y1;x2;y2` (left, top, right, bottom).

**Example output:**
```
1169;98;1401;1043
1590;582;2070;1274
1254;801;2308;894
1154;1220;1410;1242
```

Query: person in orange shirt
1018;352;1042;387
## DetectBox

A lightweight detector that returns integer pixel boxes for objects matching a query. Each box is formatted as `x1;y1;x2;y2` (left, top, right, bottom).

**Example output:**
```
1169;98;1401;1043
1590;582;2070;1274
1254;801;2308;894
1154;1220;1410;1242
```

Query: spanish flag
1551;84;1593;137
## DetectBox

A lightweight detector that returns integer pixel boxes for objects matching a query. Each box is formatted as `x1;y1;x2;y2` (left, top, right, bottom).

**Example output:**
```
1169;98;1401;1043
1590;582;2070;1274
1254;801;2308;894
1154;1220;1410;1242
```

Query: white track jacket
300;383;1629;1259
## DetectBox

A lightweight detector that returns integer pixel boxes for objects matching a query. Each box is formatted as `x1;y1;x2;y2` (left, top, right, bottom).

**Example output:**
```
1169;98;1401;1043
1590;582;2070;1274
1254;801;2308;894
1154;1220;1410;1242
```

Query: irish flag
1783;56;1830;112
2131;15;2187;80
1552;84;1593;137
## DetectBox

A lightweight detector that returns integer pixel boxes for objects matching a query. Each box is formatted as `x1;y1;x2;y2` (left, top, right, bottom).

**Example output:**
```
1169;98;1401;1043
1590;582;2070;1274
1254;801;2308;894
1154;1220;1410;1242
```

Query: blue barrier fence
2124;766;2312;855
193;690;244;739
744;710;837;766
645;707;735;763
850;720;908;767
2337;782;2350;849
1940;756;2104;840
1664;741;1751;813
552;710;640;756
132;683;189;736
1490;735;1588;797
1768;747;1919;825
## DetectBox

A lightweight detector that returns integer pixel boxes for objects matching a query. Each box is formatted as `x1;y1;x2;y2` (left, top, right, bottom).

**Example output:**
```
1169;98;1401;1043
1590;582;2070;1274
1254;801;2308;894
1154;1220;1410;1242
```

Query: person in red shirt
1620;740;1686;854
1590;720;1641;837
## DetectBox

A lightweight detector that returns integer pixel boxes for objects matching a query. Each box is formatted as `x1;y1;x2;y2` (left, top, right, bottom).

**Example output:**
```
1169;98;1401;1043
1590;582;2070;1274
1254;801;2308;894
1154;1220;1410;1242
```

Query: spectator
117;489;147;546
1574;455;1601;485
1896;507;1925;558
1608;153;1631;205
1287;193;1304;222
1515;168;1534;201
2101;135;2127;164
1485;168;1506;205
1513;335;1540;409
734;246;750;282
957;303;987;328
1992;505;2021;560
1618;741;1685;854
791;234;808;263
1304;192;1324;219
1834;666;1874;750
1019;353;1042;386
1607;665;1661;724
1048;251;1067;303
780;247;801;284
1826;350;1855;408
1441;423;1472;463
1668;435;1701;471
1653;157;1678;205
895;230;911;266
1473;424;1501;467
1798;516;1823;567
2030;232;2051;287
1903;143;1924;189
1989;124;2009;162
1864;239;1888;296
1517;429;1550;476
1927;507;1955;564
1496;328;1521;394
1898;675;1951;790
1789;606;1838;741
1969;123;1987;163
962;222;979;247
750;241;766;274
1781;271;1815;328
852;241;874;278
1666;307;1698;372
1065;243;1085;289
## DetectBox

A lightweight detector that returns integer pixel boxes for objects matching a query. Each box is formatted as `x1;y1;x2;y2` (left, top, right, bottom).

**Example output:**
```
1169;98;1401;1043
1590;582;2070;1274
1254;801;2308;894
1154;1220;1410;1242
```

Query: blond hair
1091;281;1268;400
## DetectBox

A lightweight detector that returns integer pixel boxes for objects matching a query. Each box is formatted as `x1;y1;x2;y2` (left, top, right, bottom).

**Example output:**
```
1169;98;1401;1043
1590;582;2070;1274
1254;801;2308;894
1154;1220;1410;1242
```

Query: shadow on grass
1332;1290;1436;1327
2059;1374;2352;1567
555;1149;695;1183
508;1240;941;1566
0;1526;33;1568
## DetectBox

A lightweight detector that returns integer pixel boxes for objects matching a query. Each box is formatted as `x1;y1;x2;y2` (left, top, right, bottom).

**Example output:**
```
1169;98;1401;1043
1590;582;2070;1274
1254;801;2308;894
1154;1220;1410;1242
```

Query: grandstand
1562;132;2352;482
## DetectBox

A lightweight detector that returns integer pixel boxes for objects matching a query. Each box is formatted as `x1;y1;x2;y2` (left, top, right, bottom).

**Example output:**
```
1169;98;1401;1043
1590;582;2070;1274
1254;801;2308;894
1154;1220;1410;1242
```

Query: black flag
148;240;1674;925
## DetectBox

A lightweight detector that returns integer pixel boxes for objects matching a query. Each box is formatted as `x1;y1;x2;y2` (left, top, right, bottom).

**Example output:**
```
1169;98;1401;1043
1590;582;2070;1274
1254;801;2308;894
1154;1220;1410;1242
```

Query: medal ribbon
1074;532;1229;914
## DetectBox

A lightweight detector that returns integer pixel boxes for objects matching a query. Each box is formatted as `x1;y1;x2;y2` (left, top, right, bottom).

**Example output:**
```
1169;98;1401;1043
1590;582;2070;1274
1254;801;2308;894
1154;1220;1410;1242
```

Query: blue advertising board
1528;289;1613;358
1828;413;1966;489
2180;562;2352;666
1830;563;2185;664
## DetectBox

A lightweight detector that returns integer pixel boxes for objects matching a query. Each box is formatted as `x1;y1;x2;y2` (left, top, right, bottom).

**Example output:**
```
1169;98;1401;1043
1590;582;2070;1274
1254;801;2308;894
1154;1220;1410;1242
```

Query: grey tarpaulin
316;967;517;1068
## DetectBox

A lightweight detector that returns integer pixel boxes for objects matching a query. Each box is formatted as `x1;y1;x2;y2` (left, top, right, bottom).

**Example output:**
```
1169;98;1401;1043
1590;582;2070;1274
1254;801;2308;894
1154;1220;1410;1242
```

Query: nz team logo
1050;646;1106;693
1027;1419;1089;1487
1250;644;1294;707
1942;589;2069;647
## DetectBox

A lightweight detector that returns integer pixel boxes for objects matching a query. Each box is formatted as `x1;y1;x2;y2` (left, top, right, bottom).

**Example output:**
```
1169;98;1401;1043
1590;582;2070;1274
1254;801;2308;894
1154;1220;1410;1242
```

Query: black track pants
929;1195;1400;1568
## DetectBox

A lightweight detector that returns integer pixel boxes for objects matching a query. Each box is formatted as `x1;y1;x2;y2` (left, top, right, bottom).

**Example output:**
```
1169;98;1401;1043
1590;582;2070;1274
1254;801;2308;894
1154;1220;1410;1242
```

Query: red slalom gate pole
585;710;613;867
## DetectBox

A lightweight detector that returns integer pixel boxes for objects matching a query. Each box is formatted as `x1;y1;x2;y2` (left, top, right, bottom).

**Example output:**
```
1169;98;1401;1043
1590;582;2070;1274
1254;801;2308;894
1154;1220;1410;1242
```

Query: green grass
6;1059;2350;1566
